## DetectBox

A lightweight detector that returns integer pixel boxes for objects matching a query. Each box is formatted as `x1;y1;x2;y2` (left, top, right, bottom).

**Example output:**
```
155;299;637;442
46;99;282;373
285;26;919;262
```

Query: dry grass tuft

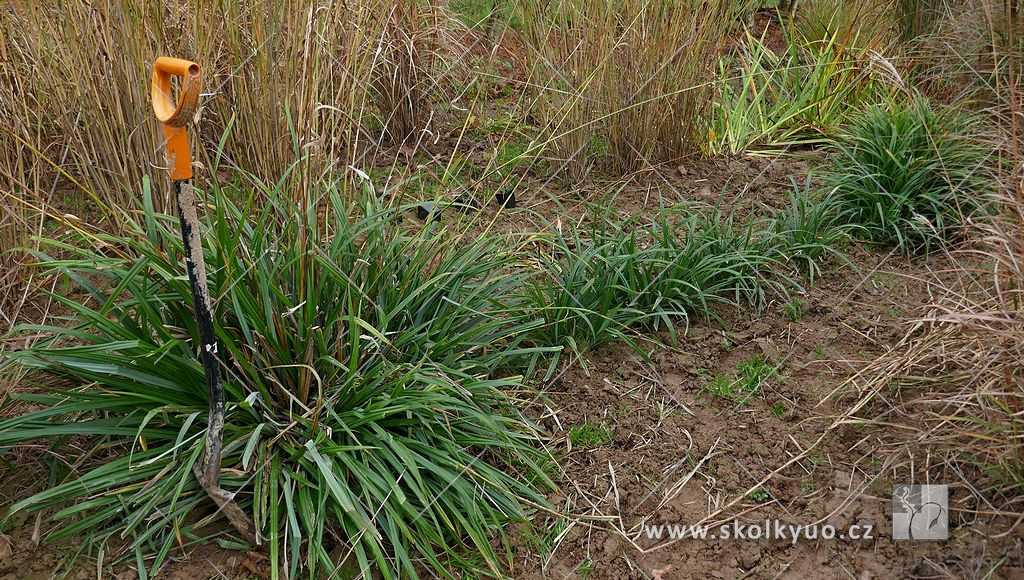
0;0;443;211
519;0;744;178
908;0;1023;103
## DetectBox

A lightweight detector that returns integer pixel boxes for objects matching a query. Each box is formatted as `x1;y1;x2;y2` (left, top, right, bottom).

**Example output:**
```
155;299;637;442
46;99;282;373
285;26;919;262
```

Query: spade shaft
151;57;255;543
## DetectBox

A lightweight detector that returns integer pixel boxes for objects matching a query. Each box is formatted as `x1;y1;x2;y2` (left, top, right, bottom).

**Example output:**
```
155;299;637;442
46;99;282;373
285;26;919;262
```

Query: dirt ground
496;158;1024;579
511;251;1024;579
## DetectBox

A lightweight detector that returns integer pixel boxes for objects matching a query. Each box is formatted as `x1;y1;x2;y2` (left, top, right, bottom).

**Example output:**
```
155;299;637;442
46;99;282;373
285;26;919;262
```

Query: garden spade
151;57;256;543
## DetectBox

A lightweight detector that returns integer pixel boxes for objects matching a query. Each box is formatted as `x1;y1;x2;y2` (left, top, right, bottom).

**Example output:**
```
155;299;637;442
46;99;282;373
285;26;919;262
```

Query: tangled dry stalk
830;51;1024;532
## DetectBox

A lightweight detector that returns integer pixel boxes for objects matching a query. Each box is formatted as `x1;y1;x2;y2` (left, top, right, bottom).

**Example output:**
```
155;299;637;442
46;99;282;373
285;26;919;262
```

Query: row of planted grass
529;82;1002;373
0;159;860;577
525;203;821;372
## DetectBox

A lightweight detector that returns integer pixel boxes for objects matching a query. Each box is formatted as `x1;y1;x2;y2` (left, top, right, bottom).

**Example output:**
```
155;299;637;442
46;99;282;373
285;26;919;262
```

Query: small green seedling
704;355;779;404
747;489;771;503
569;422;612;449
704;375;737;399
783;297;805;322
736;355;777;393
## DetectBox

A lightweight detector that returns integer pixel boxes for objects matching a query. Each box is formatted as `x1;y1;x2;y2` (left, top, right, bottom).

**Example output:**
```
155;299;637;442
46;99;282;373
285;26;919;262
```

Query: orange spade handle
151;57;202;181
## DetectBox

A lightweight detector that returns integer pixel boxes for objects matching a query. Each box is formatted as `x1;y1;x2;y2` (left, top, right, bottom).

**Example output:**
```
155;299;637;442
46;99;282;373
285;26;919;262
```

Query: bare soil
511;249;1024;579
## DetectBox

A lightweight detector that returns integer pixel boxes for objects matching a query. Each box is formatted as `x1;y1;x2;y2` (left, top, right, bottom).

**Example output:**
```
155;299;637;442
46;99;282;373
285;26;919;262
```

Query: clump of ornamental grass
523;204;794;373
770;176;851;283
639;206;792;321
825;94;996;253
0;177;553;578
706;27;888;156
707;0;909;160
522;214;658;377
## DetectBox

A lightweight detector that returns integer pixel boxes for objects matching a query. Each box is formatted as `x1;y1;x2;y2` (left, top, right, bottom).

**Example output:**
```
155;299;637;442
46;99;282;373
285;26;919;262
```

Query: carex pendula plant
0;176;554;578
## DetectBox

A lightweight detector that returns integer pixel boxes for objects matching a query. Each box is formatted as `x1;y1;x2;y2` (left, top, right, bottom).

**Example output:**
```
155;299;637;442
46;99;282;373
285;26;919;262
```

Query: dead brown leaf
0;533;13;562
652;564;674;580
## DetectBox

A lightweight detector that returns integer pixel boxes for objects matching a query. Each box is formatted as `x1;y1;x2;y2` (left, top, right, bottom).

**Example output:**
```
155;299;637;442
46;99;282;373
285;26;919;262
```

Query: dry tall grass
520;0;745;178
0;0;441;212
841;199;1024;513
792;0;896;50
909;0;1023;102
0;25;40;328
